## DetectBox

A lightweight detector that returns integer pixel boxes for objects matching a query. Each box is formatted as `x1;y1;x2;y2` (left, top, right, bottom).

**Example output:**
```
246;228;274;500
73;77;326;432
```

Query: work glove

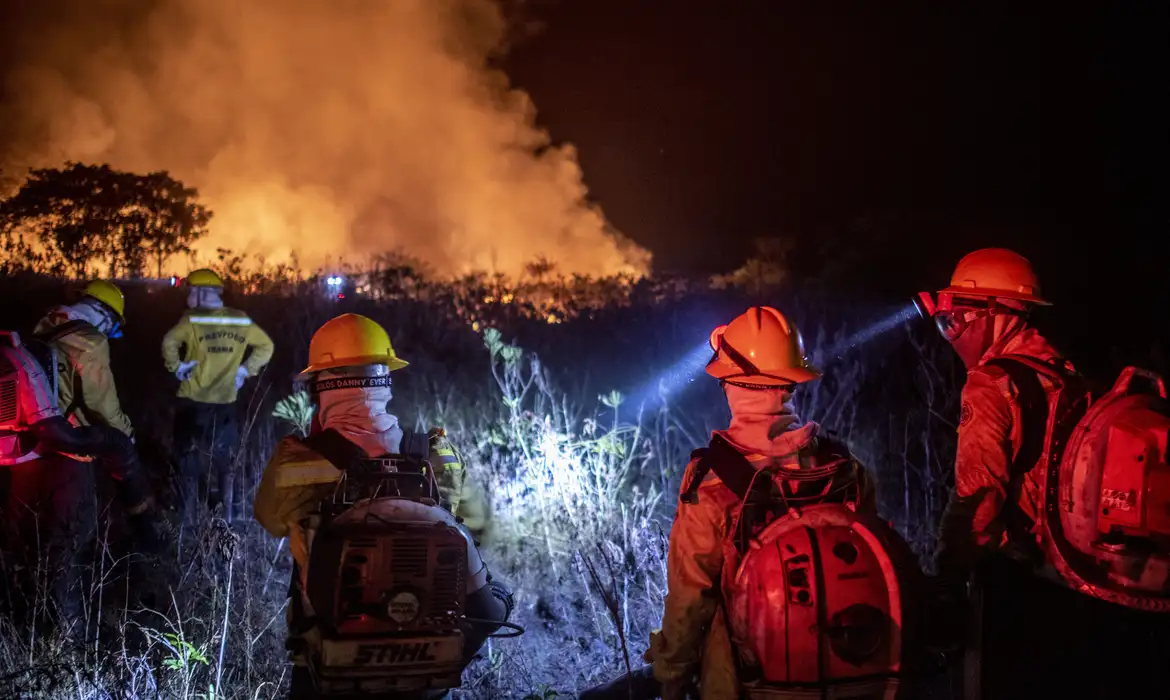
175;360;198;381
234;365;249;389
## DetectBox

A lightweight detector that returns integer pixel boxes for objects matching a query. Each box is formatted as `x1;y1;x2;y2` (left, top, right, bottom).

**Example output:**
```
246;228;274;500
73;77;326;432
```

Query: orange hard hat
940;248;1050;305
299;314;408;377
706;306;821;386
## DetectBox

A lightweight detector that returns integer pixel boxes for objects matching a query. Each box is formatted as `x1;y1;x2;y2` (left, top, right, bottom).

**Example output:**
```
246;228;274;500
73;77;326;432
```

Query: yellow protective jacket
33;311;134;438
161;307;274;404
647;425;876;700
935;327;1072;578
254;427;487;572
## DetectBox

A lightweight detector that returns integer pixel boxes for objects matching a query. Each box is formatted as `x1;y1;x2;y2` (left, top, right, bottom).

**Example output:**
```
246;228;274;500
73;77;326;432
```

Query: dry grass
0;274;963;698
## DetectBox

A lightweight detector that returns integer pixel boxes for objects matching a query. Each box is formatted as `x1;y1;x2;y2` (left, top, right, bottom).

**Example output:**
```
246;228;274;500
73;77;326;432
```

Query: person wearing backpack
32;279;134;439
2;331;166;635
919;249;1073;579
253;313;509;698
643;306;908;700
162;268;274;529
918;247;1170;698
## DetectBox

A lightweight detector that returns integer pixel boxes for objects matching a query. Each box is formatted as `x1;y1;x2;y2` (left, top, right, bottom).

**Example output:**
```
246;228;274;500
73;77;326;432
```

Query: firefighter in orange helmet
644;306;876;700
917;248;1083;699
917;248;1072;580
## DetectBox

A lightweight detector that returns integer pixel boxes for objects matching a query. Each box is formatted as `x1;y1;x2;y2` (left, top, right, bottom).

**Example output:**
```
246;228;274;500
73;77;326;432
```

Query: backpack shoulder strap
683;433;759;503
679;446;710;504
981;356;1051;546
399;429;431;462
302;429;372;475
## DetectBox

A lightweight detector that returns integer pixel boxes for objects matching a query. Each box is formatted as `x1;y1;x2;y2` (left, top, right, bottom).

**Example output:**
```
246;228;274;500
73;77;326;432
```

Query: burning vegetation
0;0;649;278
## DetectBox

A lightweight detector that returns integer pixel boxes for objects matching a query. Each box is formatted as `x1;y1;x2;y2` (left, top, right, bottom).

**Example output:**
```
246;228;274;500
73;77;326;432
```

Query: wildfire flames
0;0;650;279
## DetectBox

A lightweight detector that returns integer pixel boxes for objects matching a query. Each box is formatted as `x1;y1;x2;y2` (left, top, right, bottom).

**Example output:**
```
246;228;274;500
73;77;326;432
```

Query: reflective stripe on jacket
162;307;274;404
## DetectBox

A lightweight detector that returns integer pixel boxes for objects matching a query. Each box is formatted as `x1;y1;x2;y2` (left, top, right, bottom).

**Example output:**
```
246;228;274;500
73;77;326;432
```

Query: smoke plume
0;0;650;277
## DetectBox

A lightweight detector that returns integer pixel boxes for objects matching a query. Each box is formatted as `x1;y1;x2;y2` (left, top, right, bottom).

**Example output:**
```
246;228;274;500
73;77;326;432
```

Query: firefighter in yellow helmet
32;280;134;438
254;313;487;551
253;314;505;693
162;269;274;529
643;306;876;700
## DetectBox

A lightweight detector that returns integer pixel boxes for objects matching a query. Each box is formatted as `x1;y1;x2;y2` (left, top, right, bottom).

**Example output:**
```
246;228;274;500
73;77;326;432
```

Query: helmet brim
298;354;409;379
705;357;821;385
939;285;1050;306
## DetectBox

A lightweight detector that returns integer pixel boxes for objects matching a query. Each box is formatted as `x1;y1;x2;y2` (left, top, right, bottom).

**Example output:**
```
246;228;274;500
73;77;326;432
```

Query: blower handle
1111;367;1167;400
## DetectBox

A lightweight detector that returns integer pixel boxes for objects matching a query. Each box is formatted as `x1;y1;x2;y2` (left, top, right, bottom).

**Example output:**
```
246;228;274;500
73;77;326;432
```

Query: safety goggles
312;374;392;394
933;307;993;342
310;363;393;392
914;292;1014;342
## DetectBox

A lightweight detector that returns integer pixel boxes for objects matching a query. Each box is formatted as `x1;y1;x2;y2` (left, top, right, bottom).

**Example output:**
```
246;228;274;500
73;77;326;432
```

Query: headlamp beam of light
825;303;919;359
623;339;713;414
913;292;936;319
326;276;344;287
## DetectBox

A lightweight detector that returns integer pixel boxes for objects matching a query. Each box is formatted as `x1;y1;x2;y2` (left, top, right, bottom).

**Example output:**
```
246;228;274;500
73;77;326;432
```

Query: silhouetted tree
0;162;212;278
525;255;557;284
711;235;794;296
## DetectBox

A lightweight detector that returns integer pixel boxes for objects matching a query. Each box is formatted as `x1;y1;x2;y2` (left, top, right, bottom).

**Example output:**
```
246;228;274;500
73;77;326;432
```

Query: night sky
503;2;1168;362
505;2;1167;274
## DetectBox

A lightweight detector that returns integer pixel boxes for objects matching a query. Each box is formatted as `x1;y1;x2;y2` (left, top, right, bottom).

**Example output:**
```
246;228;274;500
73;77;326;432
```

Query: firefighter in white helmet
162;268;274;529
643;306;876;700
253;314;507;695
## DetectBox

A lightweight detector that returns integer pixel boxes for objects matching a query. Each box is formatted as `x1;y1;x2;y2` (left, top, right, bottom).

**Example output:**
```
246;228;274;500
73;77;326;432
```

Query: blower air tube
31;416;153;511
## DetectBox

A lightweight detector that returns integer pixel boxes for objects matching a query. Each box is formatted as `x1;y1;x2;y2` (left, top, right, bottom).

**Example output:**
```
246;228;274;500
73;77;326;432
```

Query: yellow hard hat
83;280;126;322
940;248;1049;305
706;306;821;386
186;268;224;288
300;313;409;377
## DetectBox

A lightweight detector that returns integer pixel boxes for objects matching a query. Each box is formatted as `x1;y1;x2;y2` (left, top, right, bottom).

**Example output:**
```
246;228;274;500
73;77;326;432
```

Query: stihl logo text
353;641;437;665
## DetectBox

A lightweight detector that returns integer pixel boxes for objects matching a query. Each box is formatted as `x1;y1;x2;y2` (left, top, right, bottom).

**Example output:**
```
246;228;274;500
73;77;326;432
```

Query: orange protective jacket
646;423;876;700
934;327;1072;578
